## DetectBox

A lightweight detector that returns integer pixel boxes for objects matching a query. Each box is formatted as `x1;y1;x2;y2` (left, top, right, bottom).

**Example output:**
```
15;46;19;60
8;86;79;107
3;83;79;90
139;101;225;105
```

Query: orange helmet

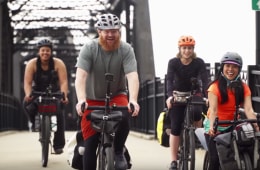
178;36;195;47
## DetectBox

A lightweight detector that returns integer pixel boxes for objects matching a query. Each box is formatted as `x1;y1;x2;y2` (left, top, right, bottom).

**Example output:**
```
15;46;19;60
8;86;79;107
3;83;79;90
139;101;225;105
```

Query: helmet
178;36;195;47
95;13;121;30
37;39;53;49
220;52;243;68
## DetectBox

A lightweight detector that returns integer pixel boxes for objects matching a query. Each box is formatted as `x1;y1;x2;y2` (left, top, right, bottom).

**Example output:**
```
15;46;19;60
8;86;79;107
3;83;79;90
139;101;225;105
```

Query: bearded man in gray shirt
75;13;140;170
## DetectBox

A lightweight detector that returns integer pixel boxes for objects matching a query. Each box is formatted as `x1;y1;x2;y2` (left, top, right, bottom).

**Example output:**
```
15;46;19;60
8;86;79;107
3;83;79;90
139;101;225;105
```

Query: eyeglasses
181;46;194;50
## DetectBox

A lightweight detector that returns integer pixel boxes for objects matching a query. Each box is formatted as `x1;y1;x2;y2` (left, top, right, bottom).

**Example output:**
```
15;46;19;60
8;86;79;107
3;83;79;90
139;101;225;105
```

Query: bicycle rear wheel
40;116;51;167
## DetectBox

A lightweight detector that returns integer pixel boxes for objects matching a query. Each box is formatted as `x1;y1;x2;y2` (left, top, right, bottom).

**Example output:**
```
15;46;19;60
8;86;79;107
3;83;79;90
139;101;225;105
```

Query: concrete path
0;131;206;170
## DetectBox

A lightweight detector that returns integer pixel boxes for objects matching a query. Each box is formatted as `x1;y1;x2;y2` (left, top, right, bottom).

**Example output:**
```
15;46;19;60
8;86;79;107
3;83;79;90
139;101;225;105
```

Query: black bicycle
81;73;134;170
31;85;64;167
203;108;260;170
172;78;207;170
203;80;260;170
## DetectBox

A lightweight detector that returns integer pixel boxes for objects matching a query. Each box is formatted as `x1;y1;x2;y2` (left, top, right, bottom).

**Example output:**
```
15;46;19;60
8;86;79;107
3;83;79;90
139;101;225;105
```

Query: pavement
0;130;206;170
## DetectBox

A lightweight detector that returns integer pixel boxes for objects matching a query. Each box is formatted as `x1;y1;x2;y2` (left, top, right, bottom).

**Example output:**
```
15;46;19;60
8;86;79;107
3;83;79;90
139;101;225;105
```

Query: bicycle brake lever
81;102;86;113
213;117;219;133
130;103;135;113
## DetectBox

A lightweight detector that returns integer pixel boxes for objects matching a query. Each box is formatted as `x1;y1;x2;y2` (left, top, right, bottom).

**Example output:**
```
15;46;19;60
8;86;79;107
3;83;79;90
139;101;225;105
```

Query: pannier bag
214;132;238;170
67;131;84;170
156;108;171;147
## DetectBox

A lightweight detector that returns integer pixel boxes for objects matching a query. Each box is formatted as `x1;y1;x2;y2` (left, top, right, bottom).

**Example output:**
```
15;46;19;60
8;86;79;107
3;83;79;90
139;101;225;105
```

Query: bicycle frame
32;87;64;167
81;73;133;170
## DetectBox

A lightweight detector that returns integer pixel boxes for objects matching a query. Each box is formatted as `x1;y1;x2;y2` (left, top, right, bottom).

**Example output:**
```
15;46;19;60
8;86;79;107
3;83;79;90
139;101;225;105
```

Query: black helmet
37;39;53;49
220;52;243;68
95;13;121;30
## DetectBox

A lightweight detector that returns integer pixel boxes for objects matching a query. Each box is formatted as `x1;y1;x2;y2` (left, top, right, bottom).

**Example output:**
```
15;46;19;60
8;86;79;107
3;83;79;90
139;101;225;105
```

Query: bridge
1;0;260;139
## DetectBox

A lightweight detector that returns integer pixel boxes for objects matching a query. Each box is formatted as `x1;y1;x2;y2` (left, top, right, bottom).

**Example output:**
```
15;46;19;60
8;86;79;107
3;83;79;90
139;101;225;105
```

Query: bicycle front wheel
40;116;51;167
203;151;210;170
98;145;115;170
188;129;195;170
179;128;195;170
240;152;252;170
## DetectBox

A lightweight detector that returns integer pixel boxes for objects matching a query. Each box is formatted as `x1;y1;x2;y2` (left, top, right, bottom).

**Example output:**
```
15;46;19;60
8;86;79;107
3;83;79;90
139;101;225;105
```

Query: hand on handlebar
61;96;69;105
129;101;140;117
166;96;173;109
24;95;34;103
76;100;87;116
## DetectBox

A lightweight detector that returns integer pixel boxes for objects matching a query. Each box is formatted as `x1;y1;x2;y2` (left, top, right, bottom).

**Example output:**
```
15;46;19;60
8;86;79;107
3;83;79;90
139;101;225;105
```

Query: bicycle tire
41;116;51;167
105;146;115;170
188;129;195;170
98;145;105;170
240;152;252;170
98;145;115;170
203;151;210;170
179;128;189;170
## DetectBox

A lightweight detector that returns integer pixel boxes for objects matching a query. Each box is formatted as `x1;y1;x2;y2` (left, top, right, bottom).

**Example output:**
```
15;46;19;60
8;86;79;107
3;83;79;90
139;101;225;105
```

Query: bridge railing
1;64;259;134
130;63;254;137
0;92;27;131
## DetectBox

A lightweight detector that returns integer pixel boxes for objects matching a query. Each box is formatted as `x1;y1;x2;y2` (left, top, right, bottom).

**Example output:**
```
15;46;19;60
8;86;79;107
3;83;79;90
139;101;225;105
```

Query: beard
99;35;121;52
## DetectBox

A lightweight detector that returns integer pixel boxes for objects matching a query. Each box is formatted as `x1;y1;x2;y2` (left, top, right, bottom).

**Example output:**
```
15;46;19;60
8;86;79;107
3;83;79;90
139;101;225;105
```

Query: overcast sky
149;0;256;78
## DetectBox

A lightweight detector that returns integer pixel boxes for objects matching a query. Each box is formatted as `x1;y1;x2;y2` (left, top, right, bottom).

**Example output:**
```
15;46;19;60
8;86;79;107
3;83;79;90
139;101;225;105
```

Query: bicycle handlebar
31;90;65;100
81;102;135;113
213;112;260;133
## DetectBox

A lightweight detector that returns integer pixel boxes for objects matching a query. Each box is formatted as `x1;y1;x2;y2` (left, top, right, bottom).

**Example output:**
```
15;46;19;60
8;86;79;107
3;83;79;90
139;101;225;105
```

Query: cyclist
74;13;140;170
23;38;69;154
165;35;209;170
204;52;259;170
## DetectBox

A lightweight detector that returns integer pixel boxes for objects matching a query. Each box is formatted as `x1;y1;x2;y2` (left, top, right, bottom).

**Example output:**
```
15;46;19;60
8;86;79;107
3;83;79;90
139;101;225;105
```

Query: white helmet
95;13;121;30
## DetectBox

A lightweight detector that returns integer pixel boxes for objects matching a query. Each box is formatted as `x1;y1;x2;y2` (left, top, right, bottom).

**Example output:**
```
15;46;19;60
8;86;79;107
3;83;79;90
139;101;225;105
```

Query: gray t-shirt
76;39;137;100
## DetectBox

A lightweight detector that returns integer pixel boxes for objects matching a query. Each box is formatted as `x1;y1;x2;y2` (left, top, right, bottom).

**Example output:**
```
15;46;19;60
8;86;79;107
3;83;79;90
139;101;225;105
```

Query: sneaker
169;161;178;170
54;148;63;154
115;152;127;170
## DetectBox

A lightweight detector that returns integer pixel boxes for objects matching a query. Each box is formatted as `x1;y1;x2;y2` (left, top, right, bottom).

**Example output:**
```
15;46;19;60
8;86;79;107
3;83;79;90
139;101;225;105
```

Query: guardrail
1;64;259;134
130;64;254;137
0;92;27;131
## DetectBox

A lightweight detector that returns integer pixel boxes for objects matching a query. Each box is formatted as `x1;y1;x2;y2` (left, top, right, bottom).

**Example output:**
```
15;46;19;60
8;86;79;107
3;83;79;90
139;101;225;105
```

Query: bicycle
31;85;64;167
202;80;260;170
81;73;134;170
202;108;260;170
172;80;207;170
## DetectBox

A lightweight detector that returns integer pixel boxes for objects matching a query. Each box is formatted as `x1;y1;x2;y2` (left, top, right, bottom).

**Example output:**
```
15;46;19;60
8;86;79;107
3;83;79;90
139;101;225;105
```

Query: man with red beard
74;13;140;170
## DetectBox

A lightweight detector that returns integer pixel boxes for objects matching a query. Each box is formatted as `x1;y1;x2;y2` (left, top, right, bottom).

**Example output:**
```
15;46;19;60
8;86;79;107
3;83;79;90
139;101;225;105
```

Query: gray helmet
37;39;53;49
220;52;243;68
95;13;121;30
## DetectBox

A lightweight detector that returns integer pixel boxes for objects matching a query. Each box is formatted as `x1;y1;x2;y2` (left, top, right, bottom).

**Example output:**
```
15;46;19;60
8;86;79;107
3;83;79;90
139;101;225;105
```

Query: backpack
156;108;171;147
67;131;84;170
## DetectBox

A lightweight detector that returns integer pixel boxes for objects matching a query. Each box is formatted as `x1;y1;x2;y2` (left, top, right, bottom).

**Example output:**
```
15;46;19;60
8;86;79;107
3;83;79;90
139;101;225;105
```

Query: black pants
83;111;130;170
